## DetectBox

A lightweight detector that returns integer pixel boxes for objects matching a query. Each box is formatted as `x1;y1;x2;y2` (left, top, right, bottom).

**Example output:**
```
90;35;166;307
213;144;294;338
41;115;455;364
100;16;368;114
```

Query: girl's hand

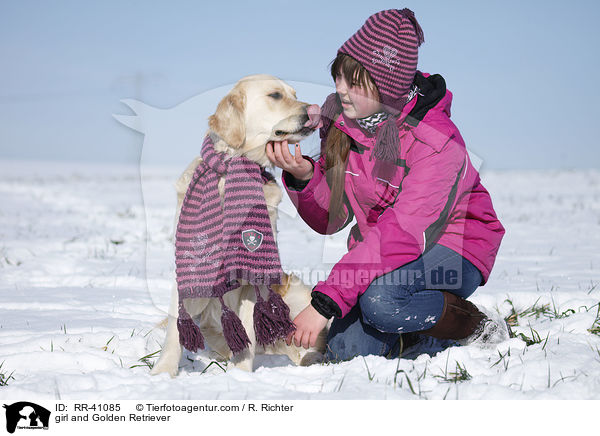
286;304;329;349
266;139;313;181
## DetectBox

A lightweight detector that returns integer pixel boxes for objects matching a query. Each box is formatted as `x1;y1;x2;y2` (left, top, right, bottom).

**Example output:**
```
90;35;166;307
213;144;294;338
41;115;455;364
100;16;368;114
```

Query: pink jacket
283;75;505;318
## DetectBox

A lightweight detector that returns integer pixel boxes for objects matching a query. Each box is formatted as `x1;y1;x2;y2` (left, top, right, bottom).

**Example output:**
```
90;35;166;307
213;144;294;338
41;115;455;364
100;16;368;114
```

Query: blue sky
1;0;599;169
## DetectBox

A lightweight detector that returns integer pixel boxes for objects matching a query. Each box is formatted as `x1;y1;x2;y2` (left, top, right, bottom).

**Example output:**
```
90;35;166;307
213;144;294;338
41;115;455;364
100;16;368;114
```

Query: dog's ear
208;88;246;148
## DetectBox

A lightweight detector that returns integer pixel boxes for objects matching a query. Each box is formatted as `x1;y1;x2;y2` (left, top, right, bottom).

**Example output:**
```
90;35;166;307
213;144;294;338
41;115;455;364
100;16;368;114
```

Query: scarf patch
242;229;264;252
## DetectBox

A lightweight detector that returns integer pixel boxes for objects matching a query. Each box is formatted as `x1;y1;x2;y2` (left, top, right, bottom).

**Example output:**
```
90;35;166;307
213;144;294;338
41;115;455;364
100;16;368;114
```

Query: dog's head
208;74;316;166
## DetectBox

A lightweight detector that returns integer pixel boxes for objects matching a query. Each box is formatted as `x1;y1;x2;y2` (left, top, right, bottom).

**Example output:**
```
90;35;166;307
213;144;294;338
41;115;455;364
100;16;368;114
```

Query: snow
1;160;599;400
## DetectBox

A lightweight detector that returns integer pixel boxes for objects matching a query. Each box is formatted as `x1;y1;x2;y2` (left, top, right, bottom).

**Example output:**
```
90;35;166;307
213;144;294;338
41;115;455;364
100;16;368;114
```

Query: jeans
325;244;483;361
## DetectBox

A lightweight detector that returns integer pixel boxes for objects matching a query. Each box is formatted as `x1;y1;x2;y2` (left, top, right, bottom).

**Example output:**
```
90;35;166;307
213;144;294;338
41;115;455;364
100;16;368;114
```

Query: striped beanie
322;8;424;179
339;8;424;114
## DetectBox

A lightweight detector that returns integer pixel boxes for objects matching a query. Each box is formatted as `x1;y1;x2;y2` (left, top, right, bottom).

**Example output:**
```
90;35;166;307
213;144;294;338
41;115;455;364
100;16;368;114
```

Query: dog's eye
268;92;282;100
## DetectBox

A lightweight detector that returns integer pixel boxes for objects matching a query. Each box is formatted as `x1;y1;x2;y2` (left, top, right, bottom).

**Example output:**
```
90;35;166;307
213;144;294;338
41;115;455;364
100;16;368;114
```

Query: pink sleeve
314;138;467;317
282;154;351;235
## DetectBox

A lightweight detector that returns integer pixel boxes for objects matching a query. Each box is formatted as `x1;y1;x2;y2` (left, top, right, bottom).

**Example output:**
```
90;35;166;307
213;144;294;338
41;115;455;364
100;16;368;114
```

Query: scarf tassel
373;118;400;162
219;296;251;354
319;93;341;148
371;117;401;181
320;93;341;125
177;287;296;355
177;302;205;353
253;285;296;347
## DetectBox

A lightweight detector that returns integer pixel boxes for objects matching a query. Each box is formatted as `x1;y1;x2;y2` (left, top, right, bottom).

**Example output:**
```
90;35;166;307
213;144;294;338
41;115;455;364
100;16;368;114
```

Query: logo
372;45;399;71
3;402;50;434
406;84;423;103
241;229;263;252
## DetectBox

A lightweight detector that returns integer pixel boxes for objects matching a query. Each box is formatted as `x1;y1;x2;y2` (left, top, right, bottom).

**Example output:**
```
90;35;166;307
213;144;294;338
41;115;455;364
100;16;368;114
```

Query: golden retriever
151;74;327;376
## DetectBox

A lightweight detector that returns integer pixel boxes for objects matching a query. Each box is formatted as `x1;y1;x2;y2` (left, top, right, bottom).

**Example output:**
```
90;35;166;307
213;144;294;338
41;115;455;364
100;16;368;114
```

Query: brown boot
420;292;487;340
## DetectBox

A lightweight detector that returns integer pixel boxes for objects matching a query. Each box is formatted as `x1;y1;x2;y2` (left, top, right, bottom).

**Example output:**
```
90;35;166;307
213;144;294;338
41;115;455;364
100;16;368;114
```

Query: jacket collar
334;96;417;148
403;72;449;127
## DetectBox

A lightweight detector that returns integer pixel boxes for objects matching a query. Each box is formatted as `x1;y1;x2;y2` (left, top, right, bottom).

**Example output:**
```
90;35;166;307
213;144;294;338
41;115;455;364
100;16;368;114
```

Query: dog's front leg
151;285;183;377
151;315;183;377
229;293;256;372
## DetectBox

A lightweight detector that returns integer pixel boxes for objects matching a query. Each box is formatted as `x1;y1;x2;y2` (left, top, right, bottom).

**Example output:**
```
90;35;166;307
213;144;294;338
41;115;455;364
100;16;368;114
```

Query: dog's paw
150;360;179;378
299;351;325;366
230;352;254;372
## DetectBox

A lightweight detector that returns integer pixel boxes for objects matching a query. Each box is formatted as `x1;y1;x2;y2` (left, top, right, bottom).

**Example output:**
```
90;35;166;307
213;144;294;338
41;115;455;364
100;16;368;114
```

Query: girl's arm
267;138;352;235
281;152;353;235
313;136;467;318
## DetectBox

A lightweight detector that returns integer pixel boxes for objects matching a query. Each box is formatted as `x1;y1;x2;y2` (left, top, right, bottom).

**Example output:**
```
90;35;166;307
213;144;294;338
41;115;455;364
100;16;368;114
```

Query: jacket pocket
366;180;400;226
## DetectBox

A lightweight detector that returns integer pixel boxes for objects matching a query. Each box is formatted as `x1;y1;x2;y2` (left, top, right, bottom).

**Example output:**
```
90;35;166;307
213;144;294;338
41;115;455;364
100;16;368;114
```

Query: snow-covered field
1;160;599;400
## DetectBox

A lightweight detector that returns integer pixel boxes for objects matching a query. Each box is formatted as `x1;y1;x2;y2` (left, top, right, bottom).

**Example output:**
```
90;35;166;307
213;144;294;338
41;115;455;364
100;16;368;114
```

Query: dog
150;75;327;376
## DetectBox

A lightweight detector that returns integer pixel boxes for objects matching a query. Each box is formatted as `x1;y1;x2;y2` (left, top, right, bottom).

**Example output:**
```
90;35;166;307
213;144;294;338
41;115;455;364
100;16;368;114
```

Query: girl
266;9;508;361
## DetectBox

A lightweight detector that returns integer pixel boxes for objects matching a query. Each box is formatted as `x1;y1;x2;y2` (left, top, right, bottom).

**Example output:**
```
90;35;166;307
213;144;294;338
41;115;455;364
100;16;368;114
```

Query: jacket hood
405;72;452;125
404;72;456;151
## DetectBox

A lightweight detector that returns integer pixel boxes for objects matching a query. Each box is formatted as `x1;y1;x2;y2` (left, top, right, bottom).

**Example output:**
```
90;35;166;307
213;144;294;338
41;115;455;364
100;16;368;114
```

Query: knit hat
324;9;425;179
339;8;424;114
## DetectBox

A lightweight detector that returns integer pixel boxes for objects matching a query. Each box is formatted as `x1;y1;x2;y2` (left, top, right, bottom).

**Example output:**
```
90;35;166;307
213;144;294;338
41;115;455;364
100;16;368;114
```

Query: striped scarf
174;134;295;354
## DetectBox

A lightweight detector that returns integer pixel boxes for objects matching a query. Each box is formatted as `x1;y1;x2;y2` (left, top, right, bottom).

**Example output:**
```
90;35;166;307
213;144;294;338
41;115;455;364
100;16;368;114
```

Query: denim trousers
325;244;483;361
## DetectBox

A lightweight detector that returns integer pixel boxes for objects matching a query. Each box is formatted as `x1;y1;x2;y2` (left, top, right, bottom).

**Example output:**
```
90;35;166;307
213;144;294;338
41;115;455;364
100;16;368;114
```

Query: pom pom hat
338;8;424;114
322;9;425;175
